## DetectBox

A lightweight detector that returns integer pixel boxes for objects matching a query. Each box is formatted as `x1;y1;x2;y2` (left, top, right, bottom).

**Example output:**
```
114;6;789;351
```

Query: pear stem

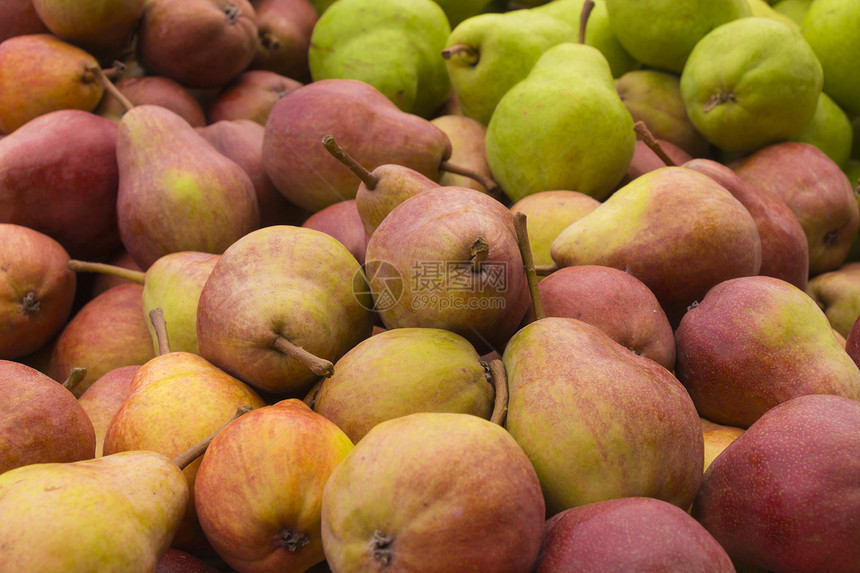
470;237;489;272
633;120;676;167
439;160;499;194
88;64;134;113
62;367;87;392
534;264;559;276
513;212;545;321
100;61;126;79
273;336;335;378
579;0;595;44
485;359;508;426
149;308;172;356
321;135;378;190
171;405;254;469
67;259;146;284
441;43;479;65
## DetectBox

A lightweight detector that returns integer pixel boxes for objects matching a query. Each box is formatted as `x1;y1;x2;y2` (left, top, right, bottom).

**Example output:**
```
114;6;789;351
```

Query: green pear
801;0;860;117
745;0;801;29
550;166;762;324
0;451;188;571
793;92;853;169
615;69;711;158
430;0;494;28
503;317;704;516
772;0;811;24
604;0;750;74
680;17;823;154
116;105;260;270
675;275;860;428
486;42;636;202
442;10;575;125
308;0;451;118
806;262;860;338
32;0;146;58
535;0;639;77
312;327;497;443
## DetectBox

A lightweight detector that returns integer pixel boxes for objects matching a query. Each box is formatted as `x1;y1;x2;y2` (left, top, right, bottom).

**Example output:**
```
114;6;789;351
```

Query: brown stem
534;264;559;276
62;367;87;392
485;359;508;426
441;43;479;65
579;0;595;44
439;160;499;194
100;61;126;79
513;212;545;321
302;378;324;408
148;308;172;356
470;237;489;272
171;405;254;469
633;121;676;167
321;135;378;190
88;64;134;112
67;259;146;284
273;336;334;378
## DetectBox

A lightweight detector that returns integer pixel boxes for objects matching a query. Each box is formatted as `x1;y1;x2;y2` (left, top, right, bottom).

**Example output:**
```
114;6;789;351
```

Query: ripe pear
550;166;762;325
430;114;495;195
32;0;146;58
96;75;207;127
700;418;744;473
504;317;704;516
116;105;260;270
308;0;451;118
196;225;375;396
0;34;104;133
320;412;546;572
486;42;636;202
251;0;318;82
0;0;50;43
0;224;76;360
0;360;95;474
801;0;860;117
301;199;368;265
78;365;140;457
207;70;303;125
312;327;497;443
442;10;575;125
0;451;188;572
604;0;751;74
675;275;860;428
194;399;354;573
680;17;823;154
806;262;860;338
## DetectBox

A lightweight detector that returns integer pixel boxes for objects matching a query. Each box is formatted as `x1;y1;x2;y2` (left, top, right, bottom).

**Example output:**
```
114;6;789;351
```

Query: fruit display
1;0;859;572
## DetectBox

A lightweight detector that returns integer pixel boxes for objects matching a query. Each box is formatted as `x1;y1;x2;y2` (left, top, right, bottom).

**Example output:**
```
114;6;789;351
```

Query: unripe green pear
486;42;635;202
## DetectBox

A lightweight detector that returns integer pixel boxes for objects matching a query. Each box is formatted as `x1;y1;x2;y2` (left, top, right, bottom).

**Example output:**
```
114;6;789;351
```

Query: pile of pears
1;0;860;571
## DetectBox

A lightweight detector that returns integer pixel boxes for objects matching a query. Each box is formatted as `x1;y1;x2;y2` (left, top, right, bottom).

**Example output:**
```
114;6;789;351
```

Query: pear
550;166;762;325
746;0;801;29
773;0;812;24
321;135;439;236
312;327;500;443
486;42;636;202
604;0;750;74
68;251;221;355
77;365;140;457
793;91;854;169
806;262;860;338
615;69;711;158
251;0;318;82
0;34;104;133
262;78;452;213
675;275;860;428
0;224;76;360
0;0;50;43
196;225;375;396
680;17;823;154
801;0;860;117
32;0;146;59
207;69;303;125
301;199;368;265
430;114;496;195
116;105;260;270
0;409;246;572
96;75;207;127
442;10;575;125
320;412;546;572
701;418;744;473
535;0;639;77
308;0;451;118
